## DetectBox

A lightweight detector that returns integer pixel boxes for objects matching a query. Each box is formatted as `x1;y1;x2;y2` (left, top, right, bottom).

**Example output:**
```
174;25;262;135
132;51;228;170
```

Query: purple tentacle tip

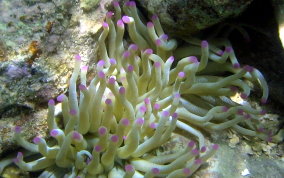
145;48;153;55
57;94;65;102
14;126;22;133
194;159;202;165
72;131;82;140
95;145;102;152
201;40;208;48
105;98;112;105
125;164;134;172
33;136;41;144
233;63;240;69
192;148;199;155
102;22;109;28
129;44;138;51
147;22;154;28
108;77;116;84
244;65;254;72
178;71;185;78
212;144;219;150
121;118;130;126
152;168;160;174
110;58;117;65
119;87;126;94
79;84;87;91
122;16;131;23
154;62;161;68
183;168;191;175
48;99;55;106
136;118;144;125
128;65;134;72
50;129;59;137
117;20;124;27
99;127;107;135
70;109;77;116
154;103;160;110
188;56;198;63
111;135;119;142
98;71;105;78
172;112;178;119
74;54;81;61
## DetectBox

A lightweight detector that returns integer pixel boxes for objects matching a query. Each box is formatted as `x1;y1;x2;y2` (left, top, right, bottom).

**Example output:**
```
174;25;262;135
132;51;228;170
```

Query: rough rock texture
0;0;113;155
137;0;253;37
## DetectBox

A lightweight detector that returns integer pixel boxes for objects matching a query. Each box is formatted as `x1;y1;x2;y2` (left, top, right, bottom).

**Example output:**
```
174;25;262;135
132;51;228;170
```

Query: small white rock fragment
241;168;250;176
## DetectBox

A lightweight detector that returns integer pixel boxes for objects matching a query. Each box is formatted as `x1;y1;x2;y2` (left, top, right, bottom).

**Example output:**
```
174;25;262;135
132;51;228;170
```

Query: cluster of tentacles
0;1;281;178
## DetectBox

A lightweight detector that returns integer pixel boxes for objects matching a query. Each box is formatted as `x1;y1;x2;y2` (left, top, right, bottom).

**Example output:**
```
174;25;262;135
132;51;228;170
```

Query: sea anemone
0;1;282;177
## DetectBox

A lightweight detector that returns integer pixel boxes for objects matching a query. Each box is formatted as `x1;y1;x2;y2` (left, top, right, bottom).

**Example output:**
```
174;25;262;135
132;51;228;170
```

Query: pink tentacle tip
110;58;117;65
121;118;130;126
162;110;170;117
237;109;244;115
50;129;59;137
94;145;102;152
136;118;144;125
233;63;240;69
240;93;248;99
257;127;265;133
127;65;134;72
125;164;134;172
150;122;157;129
201;40;208;48
129;44;138;51
192;148;199;155
172;112;178;119
144;98;151;105
151;14;158;20
188;56;198;63
122;16;131;23
106;11;114;18
154;103;160;110
212;144;219;150
216;50;224;56
72;131;82;140
17;152;23;159
155;39;162;46
14;126;22;133
111;135;119;142
243;65;254;72
152;168;160;175
74;54;81;61
113;1;119;7
144;48;153;55
183;168;191;175
200;146;207;153
119;87;126;94
174;93;181;98
102;22;109;28
98;127;107;135
70;109;77;116
48;99;55;106
188;140;195;147
123;51;131;58
147;22;154;28
225;47;233;53
13;158;20;164
98;71;105;78
108;77;116;84
154;62;161;68
33;136;42;144
222;106;229;112
81;65;88;71
139;105;147;113
261;98;267;105
117;20;124;27
161;34;168;40
194;159;202;165
79;84;87;91
178;71;185;78
129;1;136;7
97;60;105;67
57;94;65;102
105;98;112;105
168;56;175;63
